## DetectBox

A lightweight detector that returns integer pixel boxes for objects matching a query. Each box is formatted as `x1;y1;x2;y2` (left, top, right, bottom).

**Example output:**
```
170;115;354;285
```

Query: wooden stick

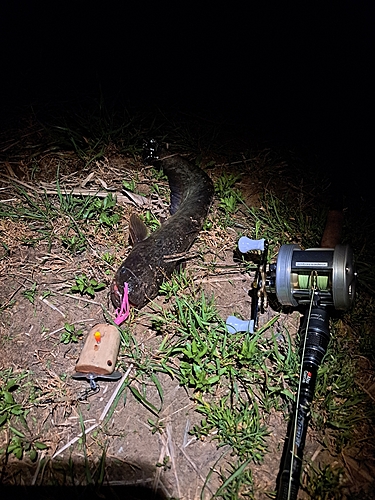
0;175;150;207
320;209;344;248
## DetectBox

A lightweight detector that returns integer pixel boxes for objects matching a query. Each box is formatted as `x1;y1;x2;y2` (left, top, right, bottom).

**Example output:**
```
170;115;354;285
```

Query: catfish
111;140;214;309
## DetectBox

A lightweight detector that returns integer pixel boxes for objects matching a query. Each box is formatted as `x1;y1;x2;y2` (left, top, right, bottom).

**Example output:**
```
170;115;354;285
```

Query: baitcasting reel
227;238;356;333
267;242;355;310
227;236;357;500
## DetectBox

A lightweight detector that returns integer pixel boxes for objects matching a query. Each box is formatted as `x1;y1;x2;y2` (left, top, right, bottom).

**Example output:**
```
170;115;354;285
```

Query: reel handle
238;237;266;253
226;316;255;334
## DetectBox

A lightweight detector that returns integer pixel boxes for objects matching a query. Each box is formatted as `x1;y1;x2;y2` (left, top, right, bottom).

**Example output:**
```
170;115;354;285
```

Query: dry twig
52;364;133;459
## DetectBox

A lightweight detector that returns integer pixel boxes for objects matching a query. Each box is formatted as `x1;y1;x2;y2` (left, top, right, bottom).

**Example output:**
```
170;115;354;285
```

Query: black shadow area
0;458;168;500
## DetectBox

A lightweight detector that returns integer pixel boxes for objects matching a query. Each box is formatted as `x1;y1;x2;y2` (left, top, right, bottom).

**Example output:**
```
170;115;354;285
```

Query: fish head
110;266;147;310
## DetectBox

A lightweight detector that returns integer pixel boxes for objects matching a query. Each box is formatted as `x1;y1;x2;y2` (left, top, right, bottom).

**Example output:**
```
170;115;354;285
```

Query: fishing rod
226;231;356;499
276;292;330;500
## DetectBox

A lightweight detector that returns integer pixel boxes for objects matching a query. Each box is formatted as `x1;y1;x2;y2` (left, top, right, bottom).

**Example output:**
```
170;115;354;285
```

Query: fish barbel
110;140;214;309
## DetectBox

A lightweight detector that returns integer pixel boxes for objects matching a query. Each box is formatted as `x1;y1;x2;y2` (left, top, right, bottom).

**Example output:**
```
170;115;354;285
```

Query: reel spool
271;243;356;310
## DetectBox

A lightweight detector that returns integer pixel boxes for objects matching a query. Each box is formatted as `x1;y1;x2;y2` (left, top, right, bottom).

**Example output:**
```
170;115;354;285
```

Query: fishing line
287;272;317;500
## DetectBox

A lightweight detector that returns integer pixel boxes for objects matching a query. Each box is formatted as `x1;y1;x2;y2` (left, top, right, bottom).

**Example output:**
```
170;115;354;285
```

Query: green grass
312;326;375;452
0;369;47;462
22;282;38;304
303;463;346;500
144;275;300;495
139;209;161;232
0;184;122;254
241;190;328;258
215;173;244;216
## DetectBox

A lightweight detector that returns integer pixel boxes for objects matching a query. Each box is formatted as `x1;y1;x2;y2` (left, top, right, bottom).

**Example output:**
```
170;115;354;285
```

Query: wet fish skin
111;140;214;309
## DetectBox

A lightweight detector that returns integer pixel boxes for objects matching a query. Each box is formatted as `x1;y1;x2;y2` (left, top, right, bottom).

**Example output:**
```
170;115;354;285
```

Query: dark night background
1;2;374;197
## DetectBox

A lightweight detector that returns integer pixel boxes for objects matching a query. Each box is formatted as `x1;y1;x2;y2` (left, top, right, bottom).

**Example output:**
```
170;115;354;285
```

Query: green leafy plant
101;251;115;265
148;281;300;497
122;179;136;192
60;323;84;344
140;210;160;231
0;187;58;243
70;274;106;298
57;188;120;228
215;173;244;215
61;233;87;253
81;194;120;227
202;217;213;230
0;376;26;428
303;463;346;500
218;192;243;214
158;269;192;300
210;459;254;499
22;282;38;304
147;418;165;435
243;191;326;252
193;396;268;462
215;173;242;196
311;324;375;453
150;167;168;182
0;369;47;461
6;428;47;462
1;103;374;498
156;455;171;471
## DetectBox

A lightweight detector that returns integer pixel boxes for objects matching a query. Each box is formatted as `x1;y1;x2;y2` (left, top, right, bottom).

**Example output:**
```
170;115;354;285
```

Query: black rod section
276;306;330;500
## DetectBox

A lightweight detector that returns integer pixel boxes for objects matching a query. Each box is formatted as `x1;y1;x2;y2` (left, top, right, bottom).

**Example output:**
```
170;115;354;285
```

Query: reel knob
226;316;255;334
238;237;265;253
